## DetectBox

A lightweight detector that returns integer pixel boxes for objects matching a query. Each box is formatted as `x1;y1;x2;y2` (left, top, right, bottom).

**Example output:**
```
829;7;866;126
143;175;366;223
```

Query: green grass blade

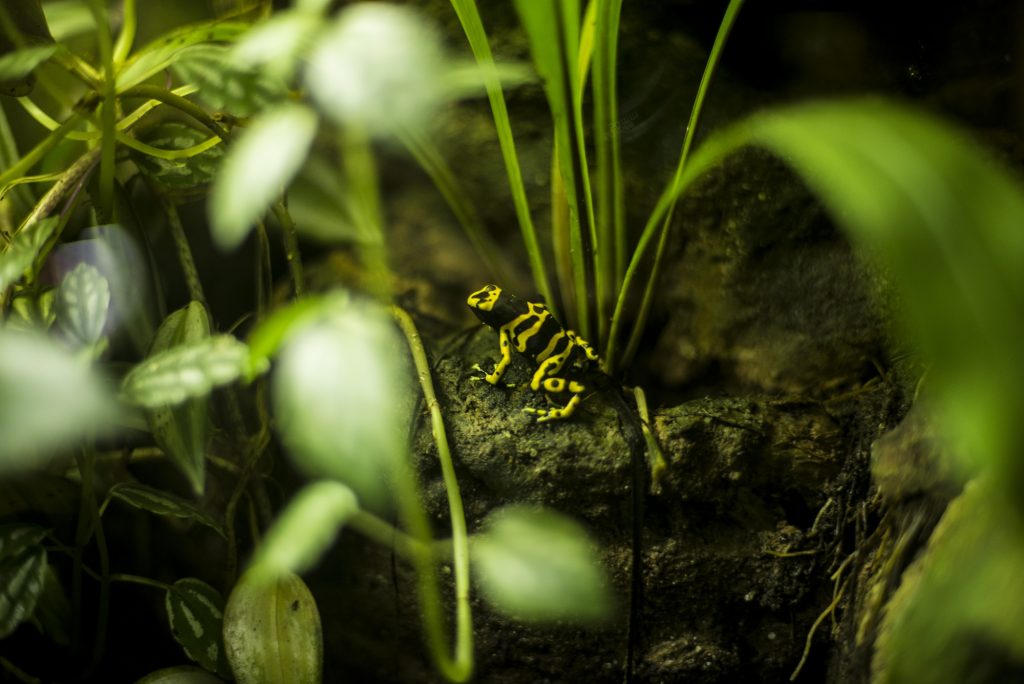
593;0;623;335
513;0;596;339
397;125;511;286
608;0;744;371
448;0;554;311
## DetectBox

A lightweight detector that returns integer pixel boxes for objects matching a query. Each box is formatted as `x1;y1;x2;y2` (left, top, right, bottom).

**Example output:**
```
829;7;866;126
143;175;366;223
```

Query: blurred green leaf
133;122;225;196
0;328;118;471
245;295;327;380
55;262;110;348
472;506;612;623
121;334;250;408
108;482;225;537
305;3;445;138
286;155;361;243
209;103;317;251
134;666;226;684
41;1;95;41
231;11;320;82
272;298;410;509
6;287;55;332
0;44;54;79
248;481;358;584
147;302;211;494
0;216;59;291
30;565;70;646
165;578;232;679
223;570;322;684
172;44;286;117
0;523;48;638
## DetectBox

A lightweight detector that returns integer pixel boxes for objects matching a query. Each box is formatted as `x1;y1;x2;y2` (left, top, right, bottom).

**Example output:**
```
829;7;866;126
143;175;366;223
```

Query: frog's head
467;284;505;326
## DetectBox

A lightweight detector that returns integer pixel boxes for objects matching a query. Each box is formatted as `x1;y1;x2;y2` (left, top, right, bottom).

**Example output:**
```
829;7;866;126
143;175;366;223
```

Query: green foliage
134;666;226;684
108;482;224;538
208;103;317;250
0;524;48;638
55;262;110;349
165;578;232;678
133;122;225;195
223;570;323;684
172;44;286;117
121;334;251;407
0;217;58;291
472;506;612;623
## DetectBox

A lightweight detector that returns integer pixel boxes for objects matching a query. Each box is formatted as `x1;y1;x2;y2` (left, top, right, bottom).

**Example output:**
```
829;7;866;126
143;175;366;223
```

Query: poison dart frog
466;284;601;422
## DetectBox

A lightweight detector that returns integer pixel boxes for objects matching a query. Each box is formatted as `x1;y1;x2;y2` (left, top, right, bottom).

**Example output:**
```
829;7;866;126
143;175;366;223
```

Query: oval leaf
272;298;409;509
209;103;317;251
121;334;250;407
133;122;225;196
223;570;322;684
166;578;232;678
247;481;359;584
472;506;612;623
109;482;224;537
56;262;111;348
0;524;49;638
0;328;118;472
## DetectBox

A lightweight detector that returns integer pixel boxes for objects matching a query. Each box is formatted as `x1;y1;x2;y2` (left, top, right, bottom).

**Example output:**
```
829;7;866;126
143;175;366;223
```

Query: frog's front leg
472;327;513;385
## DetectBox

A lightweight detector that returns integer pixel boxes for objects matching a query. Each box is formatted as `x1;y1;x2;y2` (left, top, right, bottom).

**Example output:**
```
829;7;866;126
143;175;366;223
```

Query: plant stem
270;201;305;298
120;85;232;141
112;0;137;66
392;305;474;682
158;192;210;312
87;0;117;223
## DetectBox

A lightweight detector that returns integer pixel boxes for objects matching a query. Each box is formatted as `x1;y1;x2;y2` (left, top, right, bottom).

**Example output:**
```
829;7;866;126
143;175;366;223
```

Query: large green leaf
0;328;118;472
272;298;410;510
121;334;250;408
471;506;611;623
165;578;232;679
209;103;317;251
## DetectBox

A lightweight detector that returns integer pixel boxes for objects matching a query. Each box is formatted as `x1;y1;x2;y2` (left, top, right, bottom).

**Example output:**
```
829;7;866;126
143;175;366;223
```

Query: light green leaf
56;262;110;348
305;3;445;137
0;524;48;638
42;1;95;41
6;287;56;333
209;103;317;251
165;578;232;678
116;21;249;93
147;302;211;495
245;295;327;380
231;11;321;82
285;155;361;244
472;506;612;623
121;334;250;408
0;216;59;291
223;570;322;684
248;481;359;584
0;45;55;81
0;328;118;472
134;666;226;684
108;482;224;537
272;298;410;509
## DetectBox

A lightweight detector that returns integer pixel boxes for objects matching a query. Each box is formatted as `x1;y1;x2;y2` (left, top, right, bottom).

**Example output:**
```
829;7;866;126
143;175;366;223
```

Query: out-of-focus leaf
209;103;317;251
132;122;225;196
0;524;48;638
165;578;232;678
0;216;59;291
223;570;322;684
147;302;211;494
6;287;55;332
134;665;226;684
116;21;248;92
0;44;55;89
172;44;286;117
471;506;612;623
31;565;70;646
41;1;95;41
272;298;409;510
286;155;361;243
305;3;445;138
245;295;327;380
108;482;225;537
55;262;110;348
231;11;320;82
121;334;250;407
247;481;359;584
0;328;118;471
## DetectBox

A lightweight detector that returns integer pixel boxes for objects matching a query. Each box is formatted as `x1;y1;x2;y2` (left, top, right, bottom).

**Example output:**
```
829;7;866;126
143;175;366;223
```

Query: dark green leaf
0;216;59;291
165;578;232;679
209;103;317;251
472;506;612;623
31;565;70;646
134;666;226;683
56;262;110;347
172;44;287;117
121;334;250;407
0;524;48;638
108;482;224;537
133;122;225;196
